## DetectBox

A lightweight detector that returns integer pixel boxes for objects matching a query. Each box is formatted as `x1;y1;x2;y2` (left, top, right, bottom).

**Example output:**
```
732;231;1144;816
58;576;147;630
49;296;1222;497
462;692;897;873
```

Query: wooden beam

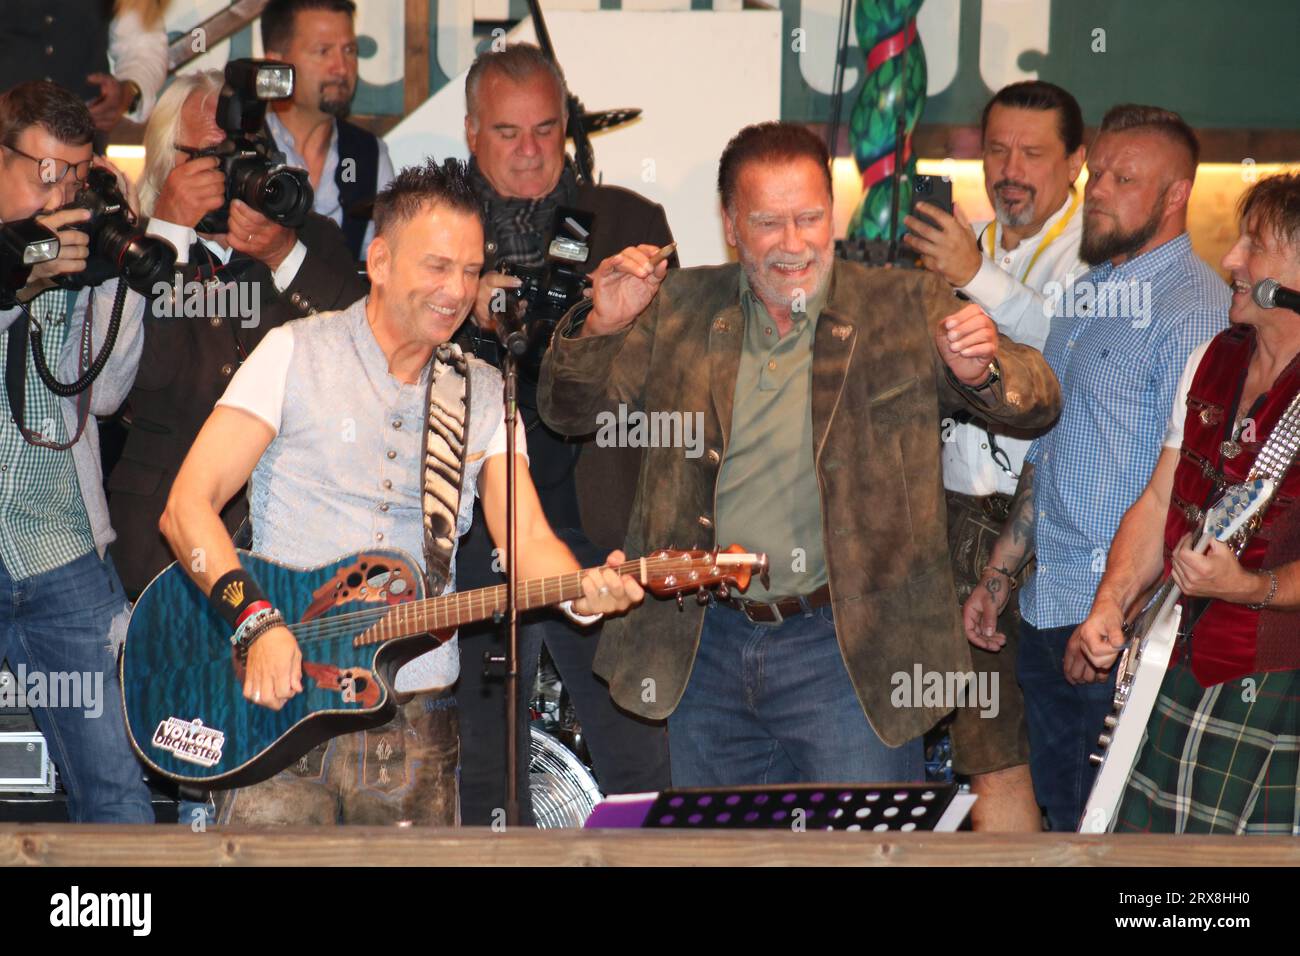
3;825;1300;867
168;0;271;72
404;0;431;118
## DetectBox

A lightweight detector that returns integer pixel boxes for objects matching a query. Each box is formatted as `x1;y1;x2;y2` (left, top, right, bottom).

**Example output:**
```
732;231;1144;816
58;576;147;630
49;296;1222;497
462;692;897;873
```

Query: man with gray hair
105;70;365;604
452;42;675;824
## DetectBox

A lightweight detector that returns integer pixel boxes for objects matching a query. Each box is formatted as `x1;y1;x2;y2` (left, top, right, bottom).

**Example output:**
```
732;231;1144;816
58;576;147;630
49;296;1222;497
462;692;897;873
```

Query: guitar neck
356;560;640;647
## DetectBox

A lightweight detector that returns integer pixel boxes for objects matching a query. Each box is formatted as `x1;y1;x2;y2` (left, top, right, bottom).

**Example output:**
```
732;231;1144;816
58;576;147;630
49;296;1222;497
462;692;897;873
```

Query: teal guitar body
121;549;436;789
120;544;769;790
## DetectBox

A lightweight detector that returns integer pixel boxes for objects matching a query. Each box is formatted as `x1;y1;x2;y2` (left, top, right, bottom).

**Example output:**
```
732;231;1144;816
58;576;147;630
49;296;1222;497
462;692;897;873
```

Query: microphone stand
499;314;529;828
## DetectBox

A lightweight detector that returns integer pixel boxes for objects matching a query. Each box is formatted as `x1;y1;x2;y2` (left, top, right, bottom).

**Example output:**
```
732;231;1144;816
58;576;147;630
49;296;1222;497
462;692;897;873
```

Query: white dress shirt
265;113;395;258
108;9;167;122
942;189;1088;497
145;218;307;291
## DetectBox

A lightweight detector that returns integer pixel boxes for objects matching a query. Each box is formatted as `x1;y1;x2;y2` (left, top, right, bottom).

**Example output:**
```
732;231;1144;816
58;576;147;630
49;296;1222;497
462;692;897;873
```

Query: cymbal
579;108;642;133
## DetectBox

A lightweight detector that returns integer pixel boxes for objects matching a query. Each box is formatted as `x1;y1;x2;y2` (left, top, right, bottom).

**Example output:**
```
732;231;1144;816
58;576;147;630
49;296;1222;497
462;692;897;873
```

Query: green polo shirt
714;272;829;602
0;288;95;580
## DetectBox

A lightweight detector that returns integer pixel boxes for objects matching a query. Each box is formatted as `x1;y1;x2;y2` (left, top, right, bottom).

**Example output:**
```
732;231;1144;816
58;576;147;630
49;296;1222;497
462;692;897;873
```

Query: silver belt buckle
765;601;784;625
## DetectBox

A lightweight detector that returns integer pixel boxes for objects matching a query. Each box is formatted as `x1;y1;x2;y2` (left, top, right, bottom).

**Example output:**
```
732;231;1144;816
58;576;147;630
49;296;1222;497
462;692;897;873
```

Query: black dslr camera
192;59;314;235
56;167;177;295
496;207;594;375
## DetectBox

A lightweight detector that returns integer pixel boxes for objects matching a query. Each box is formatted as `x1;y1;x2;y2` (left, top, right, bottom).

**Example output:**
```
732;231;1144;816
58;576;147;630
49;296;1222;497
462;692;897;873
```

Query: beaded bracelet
231;606;286;657
1247;569;1279;612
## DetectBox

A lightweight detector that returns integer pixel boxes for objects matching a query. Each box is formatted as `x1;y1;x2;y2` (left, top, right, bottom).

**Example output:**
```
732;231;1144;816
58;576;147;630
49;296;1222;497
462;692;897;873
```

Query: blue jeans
1017;621;1117;831
668;602;923;787
0;550;153;822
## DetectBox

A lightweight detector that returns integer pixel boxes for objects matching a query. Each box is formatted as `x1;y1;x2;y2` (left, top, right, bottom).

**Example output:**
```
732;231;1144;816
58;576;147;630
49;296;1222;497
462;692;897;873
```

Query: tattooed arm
961;462;1036;652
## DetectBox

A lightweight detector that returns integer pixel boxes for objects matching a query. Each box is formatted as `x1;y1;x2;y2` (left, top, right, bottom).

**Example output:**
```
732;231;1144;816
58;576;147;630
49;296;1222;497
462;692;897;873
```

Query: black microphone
491;303;530;357
1252;278;1300;315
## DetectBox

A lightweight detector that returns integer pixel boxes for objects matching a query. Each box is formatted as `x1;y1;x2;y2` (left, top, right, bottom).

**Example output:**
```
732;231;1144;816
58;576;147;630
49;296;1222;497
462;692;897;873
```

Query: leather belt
721;583;832;624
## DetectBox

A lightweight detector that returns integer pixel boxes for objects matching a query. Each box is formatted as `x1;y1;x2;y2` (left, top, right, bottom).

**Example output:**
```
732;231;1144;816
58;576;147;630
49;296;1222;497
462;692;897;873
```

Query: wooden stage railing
2;825;1298;867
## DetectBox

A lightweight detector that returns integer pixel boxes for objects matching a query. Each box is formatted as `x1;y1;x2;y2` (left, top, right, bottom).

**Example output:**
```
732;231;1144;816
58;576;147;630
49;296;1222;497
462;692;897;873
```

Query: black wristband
209;568;270;629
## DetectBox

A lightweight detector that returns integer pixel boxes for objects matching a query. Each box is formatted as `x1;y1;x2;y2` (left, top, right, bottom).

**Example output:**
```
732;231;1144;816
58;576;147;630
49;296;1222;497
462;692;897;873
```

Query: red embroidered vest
1163;325;1300;686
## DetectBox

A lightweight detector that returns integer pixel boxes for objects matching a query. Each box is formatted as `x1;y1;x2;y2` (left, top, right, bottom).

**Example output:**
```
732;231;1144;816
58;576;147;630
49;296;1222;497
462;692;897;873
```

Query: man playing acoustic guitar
1078;171;1300;834
158;159;644;825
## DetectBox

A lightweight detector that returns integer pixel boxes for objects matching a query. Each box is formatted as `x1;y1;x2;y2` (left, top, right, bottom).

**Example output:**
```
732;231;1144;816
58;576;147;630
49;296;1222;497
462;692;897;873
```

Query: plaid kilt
1114;655;1300;834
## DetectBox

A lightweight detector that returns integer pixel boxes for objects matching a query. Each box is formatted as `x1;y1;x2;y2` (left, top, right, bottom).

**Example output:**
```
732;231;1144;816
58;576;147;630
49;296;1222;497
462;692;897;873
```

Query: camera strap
419;343;471;596
4;289;96;451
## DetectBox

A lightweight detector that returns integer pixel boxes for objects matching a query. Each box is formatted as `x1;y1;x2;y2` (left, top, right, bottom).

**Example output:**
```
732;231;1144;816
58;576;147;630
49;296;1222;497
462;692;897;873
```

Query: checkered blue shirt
1020;233;1229;629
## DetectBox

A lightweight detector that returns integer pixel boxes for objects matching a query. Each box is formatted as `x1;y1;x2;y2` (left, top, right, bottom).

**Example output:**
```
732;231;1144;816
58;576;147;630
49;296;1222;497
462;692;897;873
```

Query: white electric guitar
1079;477;1275;833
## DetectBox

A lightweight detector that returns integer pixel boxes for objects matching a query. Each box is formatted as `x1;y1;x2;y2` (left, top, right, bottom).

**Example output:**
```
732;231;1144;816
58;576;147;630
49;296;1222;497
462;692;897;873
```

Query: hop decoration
846;0;927;241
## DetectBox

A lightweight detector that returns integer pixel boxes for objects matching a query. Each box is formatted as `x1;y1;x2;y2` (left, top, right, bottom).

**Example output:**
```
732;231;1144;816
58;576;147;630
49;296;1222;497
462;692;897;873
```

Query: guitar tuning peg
676;592;685;611
696;588;711;605
717;581;730;601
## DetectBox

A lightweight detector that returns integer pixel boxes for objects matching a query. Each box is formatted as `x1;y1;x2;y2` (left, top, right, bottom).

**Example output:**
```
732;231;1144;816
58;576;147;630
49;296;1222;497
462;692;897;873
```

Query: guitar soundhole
346;572;364;588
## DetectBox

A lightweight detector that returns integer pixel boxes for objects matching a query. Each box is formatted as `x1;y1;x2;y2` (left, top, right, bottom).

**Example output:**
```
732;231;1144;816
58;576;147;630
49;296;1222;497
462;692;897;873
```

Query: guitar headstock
639;544;768;600
1204;477;1275;545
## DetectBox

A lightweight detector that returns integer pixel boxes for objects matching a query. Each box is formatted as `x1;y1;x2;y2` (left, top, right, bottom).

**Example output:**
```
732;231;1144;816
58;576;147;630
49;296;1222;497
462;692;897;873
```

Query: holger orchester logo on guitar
152;717;226;767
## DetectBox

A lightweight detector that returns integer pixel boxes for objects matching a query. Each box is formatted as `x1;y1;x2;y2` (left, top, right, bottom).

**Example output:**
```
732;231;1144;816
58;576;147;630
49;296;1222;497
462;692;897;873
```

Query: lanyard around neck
984;188;1082;284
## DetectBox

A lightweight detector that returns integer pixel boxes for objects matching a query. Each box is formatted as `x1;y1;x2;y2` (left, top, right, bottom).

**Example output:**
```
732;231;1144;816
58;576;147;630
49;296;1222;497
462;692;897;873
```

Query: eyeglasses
2;142;91;185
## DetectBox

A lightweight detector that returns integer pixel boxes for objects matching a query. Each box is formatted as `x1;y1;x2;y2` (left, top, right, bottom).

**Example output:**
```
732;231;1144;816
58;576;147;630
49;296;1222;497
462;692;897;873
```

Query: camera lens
97;219;177;295
258;167;312;226
230;160;312;229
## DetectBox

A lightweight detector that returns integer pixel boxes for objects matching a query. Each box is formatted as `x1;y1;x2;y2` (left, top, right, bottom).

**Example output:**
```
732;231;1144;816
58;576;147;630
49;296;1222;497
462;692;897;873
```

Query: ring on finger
254;689;261;703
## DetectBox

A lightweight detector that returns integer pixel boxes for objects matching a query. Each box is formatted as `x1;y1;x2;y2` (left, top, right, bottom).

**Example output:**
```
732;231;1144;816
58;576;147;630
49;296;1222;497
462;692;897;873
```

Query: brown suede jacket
538;259;1061;745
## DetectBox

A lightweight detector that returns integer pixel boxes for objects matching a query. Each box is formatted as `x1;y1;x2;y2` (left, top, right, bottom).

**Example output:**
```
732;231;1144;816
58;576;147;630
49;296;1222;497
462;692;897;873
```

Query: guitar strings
279;559;654;645
274;555;725;647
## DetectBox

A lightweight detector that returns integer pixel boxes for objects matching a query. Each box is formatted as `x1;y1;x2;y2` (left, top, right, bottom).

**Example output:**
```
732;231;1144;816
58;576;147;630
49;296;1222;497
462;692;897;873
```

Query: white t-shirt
1163;341;1213;450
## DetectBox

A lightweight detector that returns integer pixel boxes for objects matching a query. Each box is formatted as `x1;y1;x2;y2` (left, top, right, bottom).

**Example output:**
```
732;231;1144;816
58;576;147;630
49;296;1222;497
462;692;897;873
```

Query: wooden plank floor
2;825;1298;866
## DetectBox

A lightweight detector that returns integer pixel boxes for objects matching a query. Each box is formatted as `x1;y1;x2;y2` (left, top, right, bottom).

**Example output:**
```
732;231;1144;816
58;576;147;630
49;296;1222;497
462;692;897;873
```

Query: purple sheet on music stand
583;793;658;828
584;783;966;831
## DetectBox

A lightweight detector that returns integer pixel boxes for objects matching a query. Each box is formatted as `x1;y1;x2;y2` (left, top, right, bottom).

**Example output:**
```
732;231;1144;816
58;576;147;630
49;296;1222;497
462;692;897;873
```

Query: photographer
262;0;395;261
452;43;676;824
105;69;367;600
0;81;152;822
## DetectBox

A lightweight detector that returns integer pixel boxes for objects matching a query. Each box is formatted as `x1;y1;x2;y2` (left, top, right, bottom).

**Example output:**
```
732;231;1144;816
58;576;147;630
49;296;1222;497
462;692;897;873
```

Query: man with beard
962;105;1228;830
903;81;1088;832
539;122;1062;787
263;0;394;261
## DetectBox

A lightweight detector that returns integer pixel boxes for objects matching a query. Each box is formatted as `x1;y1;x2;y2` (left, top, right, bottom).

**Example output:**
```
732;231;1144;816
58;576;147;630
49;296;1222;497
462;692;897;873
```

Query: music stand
586;782;968;832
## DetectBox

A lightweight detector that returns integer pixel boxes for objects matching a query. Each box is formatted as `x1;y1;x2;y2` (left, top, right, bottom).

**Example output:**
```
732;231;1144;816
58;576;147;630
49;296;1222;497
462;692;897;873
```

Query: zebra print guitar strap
420;343;471;596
